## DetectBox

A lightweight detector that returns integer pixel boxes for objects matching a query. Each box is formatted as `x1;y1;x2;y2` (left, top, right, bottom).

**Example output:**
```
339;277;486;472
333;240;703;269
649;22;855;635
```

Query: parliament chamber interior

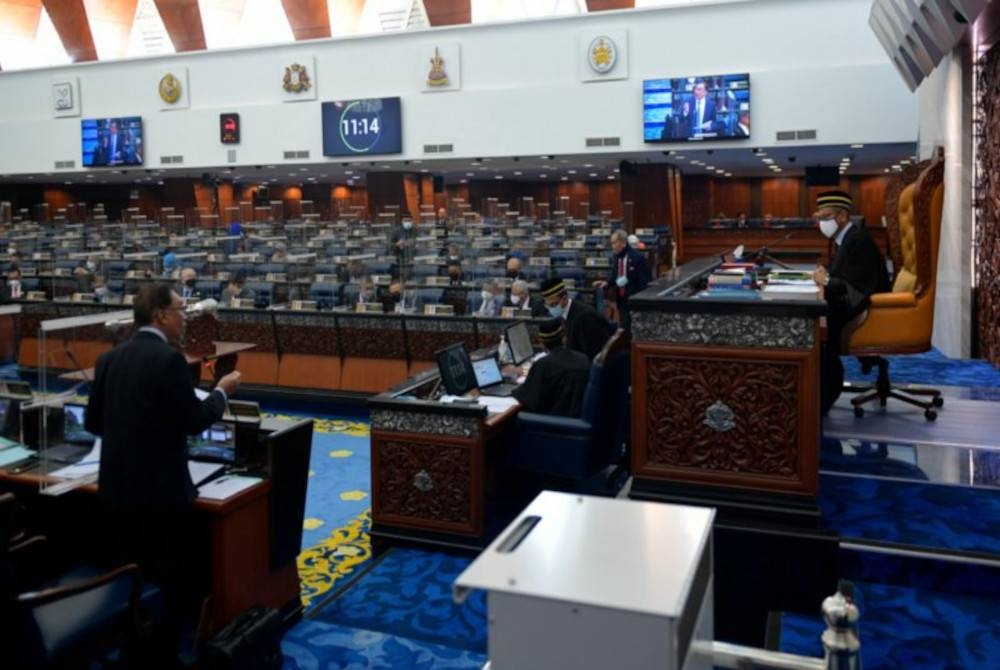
1;0;1000;668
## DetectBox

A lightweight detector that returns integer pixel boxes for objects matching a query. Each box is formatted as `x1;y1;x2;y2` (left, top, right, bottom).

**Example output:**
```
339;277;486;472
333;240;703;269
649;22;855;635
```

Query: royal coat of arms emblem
283;63;312;93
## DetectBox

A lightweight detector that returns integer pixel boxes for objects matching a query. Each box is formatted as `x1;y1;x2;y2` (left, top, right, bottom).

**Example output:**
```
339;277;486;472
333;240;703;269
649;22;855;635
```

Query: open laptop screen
504;321;534;366
63;403;97;444
472;357;503;388
435;343;477;396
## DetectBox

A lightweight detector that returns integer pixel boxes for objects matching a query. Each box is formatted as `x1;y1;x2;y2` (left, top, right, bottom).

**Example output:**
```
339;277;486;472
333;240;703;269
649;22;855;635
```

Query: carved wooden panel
371;430;481;536
277;323;339;356
976;45;1000;366
406;328;477;362
632;343;818;495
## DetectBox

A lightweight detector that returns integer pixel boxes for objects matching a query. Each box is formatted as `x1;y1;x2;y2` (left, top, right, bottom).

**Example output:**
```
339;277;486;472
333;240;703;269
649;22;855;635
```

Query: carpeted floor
778;581;1000;669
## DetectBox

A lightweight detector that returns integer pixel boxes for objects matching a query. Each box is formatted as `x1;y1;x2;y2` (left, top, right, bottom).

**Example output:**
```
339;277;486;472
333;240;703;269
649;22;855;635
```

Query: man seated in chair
513;318;591;417
811;190;891;414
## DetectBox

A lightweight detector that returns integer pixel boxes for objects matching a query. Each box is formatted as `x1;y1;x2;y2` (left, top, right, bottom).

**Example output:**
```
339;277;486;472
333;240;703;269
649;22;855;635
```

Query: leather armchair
844;152;945;420
511;330;630;487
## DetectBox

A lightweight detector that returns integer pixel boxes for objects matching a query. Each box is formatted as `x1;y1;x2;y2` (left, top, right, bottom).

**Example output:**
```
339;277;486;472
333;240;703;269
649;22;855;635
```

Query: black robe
565;299;611;361
513;346;592;418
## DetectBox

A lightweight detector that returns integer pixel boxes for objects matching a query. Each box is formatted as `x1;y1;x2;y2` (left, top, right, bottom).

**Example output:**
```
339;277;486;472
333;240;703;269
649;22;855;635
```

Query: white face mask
510;294;522;305
402;221;413;230
481;290;493;301
818;218;840;239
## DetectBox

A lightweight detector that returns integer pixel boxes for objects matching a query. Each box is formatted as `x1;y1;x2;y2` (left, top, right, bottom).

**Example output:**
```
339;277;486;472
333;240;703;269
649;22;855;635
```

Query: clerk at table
513;318;591;417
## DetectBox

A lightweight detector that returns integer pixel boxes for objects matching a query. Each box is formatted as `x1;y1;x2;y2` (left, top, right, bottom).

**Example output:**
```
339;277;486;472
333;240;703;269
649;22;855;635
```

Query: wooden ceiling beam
153;0;206;52
41;0;97;62
281;0;330;40
424;0;470;27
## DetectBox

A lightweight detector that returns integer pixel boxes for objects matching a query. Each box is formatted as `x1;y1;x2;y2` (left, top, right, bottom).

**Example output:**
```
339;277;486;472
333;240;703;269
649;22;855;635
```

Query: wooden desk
368;371;520;549
628;257;825;521
0;469;301;630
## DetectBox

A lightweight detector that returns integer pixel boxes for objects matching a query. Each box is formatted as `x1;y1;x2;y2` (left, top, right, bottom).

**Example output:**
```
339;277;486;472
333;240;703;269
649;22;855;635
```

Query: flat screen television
643;74;750;143
81;116;144;167
322;97;402;157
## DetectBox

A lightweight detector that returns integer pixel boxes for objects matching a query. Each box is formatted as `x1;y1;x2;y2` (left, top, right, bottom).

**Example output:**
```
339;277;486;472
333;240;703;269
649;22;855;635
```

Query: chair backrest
266;419;314;569
886;154;944;301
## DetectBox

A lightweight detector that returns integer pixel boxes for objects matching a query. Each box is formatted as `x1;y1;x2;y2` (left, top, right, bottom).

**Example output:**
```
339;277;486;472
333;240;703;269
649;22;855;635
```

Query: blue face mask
547;304;564;318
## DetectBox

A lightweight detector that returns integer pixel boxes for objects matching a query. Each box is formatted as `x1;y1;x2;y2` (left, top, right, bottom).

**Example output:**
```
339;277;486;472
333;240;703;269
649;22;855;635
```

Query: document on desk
49;439;102;479
198;474;262;500
478;396;520;414
188;461;225;486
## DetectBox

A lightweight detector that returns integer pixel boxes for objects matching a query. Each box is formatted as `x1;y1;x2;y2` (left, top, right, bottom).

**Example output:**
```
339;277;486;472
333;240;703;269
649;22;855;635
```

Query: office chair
843;152;945;420
511;330;631;489
195;279;223;301
309;281;341;310
246;281;273;308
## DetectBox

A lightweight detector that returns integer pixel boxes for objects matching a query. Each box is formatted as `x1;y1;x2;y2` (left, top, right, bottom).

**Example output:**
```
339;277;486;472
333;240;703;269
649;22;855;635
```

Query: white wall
918;47;973;358
0;0;915;175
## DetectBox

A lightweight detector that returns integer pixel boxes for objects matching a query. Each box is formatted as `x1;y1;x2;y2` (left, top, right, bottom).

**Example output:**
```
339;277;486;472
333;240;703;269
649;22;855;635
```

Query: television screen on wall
81;117;144;167
322;97;402;157
643;74;750;143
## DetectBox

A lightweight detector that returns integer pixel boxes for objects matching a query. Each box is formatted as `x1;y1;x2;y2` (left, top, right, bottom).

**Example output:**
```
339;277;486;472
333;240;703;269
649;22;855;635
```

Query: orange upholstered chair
843;152;945;420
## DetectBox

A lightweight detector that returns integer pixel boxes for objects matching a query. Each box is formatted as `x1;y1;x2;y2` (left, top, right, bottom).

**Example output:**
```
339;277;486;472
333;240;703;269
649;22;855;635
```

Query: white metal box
454;492;714;670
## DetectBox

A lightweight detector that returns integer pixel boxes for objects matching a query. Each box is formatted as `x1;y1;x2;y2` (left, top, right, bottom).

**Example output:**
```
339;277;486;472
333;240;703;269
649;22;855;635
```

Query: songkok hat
539;277;567;299
816;190;853;211
537;318;565;345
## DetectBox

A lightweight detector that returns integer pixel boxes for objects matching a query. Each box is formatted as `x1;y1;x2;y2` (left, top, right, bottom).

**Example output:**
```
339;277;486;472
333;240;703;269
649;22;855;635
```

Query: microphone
750;230;797;267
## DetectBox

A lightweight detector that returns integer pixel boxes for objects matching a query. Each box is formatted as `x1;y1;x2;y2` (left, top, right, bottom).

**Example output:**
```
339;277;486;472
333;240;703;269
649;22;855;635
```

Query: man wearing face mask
540;277;610;361
175;267;201;300
593;229;652;332
476;279;505;317
505;280;546;317
512;318;591;418
3;267;23;301
446;262;464;286
811;190;890;415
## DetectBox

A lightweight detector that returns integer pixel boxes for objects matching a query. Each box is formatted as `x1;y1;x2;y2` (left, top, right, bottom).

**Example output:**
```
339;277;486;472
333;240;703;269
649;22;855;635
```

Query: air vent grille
775;131;797;141
227;150;237;163
603;137;621;146
586;138;603;147
283;150;310;159
54;160;76;169
796;129;817;140
160;155;184;164
424;144;439;153
423;144;453;154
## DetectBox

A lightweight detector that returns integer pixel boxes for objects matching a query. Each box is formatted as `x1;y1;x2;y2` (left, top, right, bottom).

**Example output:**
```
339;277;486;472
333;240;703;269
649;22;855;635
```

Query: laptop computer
473;357;520;397
37;403;97;463
188;422;237;464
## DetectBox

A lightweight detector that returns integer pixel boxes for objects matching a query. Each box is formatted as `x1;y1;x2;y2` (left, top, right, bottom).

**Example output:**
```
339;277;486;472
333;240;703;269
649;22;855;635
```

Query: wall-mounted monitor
81;116;144;167
321;97;402;157
643;74;750;143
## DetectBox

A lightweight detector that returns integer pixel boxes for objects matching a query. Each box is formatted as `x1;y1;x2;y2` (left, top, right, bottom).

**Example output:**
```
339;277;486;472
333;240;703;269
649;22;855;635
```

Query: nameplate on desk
356;302;383;314
562;241;584;249
413;254;441;264
585;257;610;267
425;276;451;286
314;273;338;283
479;255;506;264
26;291;47;301
230;298;255;309
207;254;226;263
287;253;316;263
529;257;551;266
424;304;454;316
371;275;391;286
122;294;135;305
562;278;577;289
265;273;286;282
31;252;51;261
53;268;70;276
125;270;146;279
228;254;260;262
291;300;317;311
591;228;611;236
635;228;654;235
72;293;95;302
348;253;376;261
215;271;231;281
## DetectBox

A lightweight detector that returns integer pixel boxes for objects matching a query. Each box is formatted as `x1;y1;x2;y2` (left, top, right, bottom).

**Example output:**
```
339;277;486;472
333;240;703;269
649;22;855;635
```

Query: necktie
618;257;626;297
11;284;20;299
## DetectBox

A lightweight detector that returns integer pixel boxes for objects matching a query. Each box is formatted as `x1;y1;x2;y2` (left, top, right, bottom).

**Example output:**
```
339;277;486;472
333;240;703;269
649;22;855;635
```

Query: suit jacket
176;283;201;300
606;246;653;303
513;346;591;418
826;222;891;327
86;331;227;510
691;97;717;135
565;299;611;361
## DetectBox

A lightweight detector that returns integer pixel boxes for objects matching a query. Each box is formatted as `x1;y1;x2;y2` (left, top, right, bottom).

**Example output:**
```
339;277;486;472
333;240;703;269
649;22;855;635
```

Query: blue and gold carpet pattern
779;581;1000;669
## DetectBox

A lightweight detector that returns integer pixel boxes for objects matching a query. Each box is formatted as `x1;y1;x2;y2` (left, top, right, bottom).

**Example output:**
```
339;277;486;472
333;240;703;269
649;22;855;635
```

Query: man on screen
106;119;122;164
690;80;717;137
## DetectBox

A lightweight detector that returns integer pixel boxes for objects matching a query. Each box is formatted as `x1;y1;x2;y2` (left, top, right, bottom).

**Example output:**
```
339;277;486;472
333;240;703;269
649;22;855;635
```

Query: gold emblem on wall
158;72;182;104
588;36;617;75
283;63;312;93
426;47;449;87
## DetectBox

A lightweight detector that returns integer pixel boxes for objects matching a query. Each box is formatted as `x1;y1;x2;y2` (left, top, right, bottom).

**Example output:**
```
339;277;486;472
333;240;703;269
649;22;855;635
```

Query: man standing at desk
811;190;890;414
540;277;610;361
85;284;241;666
594;229;652;332
513;318;591;417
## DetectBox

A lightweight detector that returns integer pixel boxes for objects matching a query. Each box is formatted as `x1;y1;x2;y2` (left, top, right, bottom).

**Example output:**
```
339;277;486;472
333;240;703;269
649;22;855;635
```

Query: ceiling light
561;176;568;181
460;179;467;183
762;158;774;164
715;169;724;174
613;168;620;173
514;171;522;176
851;144;864;149
299;167;308;171
891;164;901;169
466;172;474;177
900;159;910;165
724;173;732;177
560;159;568;163
483;158;491;162
540;174;548;178
584;163;593;168
567;169;577;174
608;175;615;180
345;170;353;175
266;165;275;169
470;161;480;166
64;181;72;185
540;155;552;160
589;173;597;177
420;169;429;173
495;175;504;180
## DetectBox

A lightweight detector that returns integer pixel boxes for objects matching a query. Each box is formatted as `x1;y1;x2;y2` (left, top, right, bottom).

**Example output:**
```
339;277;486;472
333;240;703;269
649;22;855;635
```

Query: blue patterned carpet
843;348;1000;390
779;582;1000;669
819;474;1000;555
286;548;488;669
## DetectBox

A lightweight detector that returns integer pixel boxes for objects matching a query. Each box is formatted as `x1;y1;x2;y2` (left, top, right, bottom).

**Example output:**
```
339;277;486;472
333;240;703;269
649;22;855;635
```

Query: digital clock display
322;97;402;156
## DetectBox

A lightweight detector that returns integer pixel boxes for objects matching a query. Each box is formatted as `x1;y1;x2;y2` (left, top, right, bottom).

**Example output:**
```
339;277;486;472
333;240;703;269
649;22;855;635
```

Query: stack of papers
761;284;820;300
477;396;520;414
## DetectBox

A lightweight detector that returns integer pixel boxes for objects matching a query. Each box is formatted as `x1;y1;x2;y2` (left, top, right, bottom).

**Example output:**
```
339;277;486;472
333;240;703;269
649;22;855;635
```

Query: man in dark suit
540;277;610;361
506;280;547;317
85;284;241;666
690;80;717;137
513;318;591;418
2;266;24;301
175;267;200;300
594;229;652;332
811;191;891;414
